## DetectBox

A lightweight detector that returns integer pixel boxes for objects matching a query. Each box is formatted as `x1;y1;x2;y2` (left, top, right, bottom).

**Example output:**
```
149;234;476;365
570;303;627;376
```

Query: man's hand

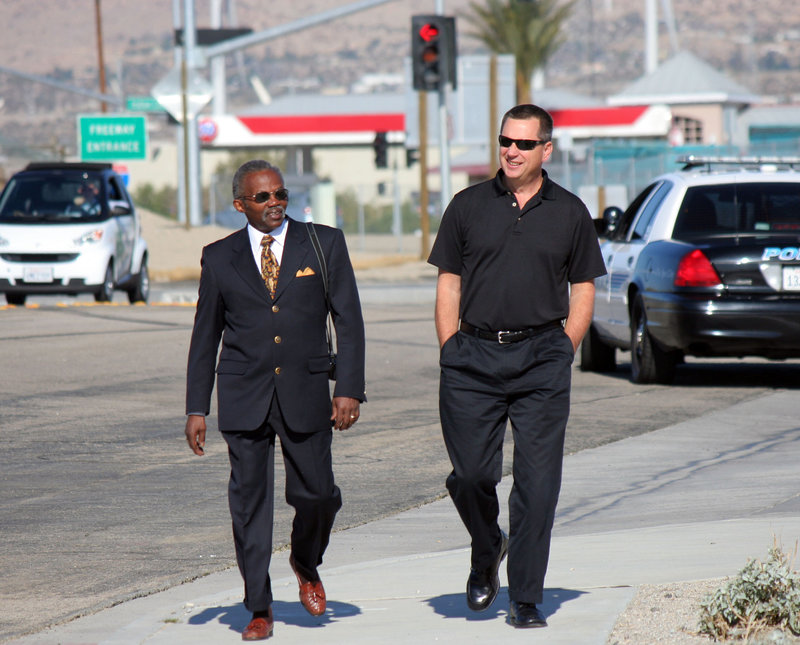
184;414;207;456
331;397;360;431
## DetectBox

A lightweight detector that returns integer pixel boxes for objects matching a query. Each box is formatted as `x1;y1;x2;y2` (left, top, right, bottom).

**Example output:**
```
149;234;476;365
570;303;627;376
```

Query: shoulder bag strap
305;222;335;354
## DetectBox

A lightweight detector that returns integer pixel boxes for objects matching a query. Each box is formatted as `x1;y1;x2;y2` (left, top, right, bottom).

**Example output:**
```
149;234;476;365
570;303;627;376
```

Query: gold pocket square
296;266;316;277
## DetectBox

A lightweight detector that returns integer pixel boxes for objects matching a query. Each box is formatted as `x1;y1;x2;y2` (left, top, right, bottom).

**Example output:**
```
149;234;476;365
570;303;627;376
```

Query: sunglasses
238;188;289;203
498;135;549;151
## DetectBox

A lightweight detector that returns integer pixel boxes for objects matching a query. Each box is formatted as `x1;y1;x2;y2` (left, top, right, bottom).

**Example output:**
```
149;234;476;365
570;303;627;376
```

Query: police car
0;162;149;305
582;156;800;383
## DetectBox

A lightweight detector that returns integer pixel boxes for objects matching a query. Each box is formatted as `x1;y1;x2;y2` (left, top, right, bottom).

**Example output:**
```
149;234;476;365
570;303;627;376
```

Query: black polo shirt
428;170;606;331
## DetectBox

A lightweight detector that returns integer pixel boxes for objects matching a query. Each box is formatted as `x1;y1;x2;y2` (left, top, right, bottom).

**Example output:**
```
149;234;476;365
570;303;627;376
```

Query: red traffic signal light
411;15;456;92
418;23;439;42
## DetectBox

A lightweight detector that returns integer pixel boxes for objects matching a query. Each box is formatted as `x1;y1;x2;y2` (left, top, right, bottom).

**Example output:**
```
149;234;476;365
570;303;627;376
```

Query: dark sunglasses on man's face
238;188;289;203
498;135;549;151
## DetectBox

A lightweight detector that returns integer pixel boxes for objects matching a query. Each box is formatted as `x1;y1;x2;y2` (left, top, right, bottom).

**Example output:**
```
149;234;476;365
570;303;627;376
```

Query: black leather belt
459;320;563;344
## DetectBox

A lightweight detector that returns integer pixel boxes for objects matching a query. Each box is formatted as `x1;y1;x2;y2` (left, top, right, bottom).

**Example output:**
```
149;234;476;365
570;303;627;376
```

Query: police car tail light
74;229;104;245
675;249;722;287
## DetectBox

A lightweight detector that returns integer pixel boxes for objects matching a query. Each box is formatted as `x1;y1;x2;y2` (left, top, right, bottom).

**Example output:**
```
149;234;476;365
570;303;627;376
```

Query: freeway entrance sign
78;115;148;161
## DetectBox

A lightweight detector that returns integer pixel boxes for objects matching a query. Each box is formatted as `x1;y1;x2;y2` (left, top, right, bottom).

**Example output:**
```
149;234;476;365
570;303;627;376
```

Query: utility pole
210;0;226;115
181;0;202;229
94;0;107;113
170;0;187;227
645;0;657;74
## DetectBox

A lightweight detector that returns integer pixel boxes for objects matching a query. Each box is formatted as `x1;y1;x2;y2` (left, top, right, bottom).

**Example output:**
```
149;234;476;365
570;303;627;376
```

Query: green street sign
78;115;147;161
126;96;165;113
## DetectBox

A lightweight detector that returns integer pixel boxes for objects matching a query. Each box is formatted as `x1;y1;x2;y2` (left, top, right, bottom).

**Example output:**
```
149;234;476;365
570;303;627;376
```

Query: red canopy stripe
239;113;405;134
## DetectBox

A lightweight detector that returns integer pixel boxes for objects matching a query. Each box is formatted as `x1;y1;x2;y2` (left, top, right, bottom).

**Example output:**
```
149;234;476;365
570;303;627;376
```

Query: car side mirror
600;206;623;236
111;203;132;216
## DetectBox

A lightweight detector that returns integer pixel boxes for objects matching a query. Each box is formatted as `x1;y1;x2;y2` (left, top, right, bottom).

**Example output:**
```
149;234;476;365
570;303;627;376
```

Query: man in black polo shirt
428;104;606;628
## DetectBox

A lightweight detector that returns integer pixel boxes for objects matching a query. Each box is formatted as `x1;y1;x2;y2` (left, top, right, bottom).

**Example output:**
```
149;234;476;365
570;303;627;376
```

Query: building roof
201;92;407;147
608;50;760;107
551;105;671;139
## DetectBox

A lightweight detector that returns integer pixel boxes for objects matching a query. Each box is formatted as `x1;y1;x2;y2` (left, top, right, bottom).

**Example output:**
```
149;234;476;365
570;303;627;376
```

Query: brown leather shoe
290;555;326;616
242;608;273;641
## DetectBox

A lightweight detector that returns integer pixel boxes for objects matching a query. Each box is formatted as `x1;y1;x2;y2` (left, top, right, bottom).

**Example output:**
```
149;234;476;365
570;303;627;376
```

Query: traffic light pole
203;0;398;60
435;0;452;217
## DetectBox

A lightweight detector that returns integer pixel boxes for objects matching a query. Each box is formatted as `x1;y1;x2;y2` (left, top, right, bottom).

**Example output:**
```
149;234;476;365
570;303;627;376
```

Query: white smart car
0;162;149;305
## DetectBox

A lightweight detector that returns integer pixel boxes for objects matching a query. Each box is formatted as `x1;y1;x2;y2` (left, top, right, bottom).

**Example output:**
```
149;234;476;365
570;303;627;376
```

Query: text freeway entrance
77;114;147;161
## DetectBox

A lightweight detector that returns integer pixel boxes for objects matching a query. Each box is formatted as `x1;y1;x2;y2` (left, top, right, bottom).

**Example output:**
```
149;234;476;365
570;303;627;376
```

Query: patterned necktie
260;234;279;299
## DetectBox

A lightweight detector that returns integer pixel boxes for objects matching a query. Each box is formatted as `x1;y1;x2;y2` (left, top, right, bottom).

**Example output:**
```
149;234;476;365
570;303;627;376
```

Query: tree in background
466;0;575;104
132;183;177;219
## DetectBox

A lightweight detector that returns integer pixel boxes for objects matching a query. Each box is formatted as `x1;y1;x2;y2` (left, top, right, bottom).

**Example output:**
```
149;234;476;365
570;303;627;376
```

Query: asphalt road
1;284;797;642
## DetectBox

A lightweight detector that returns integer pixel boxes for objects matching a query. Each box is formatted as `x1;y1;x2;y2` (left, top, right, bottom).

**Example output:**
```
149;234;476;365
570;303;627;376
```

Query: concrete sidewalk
9;391;800;644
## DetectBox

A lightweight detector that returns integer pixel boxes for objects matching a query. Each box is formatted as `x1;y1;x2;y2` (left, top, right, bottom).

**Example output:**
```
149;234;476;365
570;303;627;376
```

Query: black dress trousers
222;394;342;612
439;326;573;604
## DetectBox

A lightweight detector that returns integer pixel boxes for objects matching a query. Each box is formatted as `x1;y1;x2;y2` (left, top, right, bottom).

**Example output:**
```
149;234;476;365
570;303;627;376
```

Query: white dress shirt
247;217;288;270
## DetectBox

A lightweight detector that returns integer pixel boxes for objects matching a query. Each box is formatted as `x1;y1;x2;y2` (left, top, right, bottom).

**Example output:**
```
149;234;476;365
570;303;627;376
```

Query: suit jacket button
274;336;282;344
272;305;279;313
274;366;281;375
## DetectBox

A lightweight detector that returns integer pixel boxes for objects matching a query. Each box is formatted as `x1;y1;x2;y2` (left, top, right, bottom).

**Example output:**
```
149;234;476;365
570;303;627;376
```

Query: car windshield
673;182;800;241
0;174;107;223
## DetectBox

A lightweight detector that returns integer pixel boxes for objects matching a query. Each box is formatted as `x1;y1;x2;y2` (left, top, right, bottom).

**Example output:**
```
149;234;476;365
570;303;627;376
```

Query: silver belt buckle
497;330;512;344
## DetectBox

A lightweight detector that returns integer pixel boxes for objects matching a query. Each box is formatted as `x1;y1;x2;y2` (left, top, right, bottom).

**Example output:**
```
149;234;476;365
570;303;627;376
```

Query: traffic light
406;147;420;168
411;15;457;92
373;132;388;169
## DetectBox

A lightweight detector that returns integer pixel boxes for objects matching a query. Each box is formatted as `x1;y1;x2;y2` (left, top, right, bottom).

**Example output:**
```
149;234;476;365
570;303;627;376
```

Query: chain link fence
546;137;800;217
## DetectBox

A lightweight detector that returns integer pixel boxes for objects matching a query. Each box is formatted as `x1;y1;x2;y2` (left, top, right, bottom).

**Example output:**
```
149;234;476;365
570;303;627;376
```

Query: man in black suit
184;160;366;641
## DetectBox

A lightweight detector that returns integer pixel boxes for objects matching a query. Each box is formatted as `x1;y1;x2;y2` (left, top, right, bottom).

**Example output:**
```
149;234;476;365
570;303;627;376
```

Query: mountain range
0;0;798;160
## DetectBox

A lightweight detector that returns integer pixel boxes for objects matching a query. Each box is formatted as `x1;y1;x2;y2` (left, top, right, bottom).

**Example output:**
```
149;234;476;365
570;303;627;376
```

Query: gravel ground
608;579;722;644
608;579;800;644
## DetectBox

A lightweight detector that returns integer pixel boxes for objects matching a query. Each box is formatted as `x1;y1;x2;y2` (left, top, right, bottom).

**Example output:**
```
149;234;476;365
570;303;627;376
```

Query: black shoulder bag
305;222;337;380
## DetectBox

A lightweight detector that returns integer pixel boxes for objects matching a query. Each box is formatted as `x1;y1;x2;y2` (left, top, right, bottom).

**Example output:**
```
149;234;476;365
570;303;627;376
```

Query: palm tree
466;0;575;104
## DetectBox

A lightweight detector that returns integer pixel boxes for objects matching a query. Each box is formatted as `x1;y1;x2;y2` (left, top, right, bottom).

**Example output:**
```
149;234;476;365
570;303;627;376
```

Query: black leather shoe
466;531;508;611
508;600;547;628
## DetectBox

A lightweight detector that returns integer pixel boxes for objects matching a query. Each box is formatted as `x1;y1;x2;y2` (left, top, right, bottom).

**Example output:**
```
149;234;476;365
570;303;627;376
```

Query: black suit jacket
185;217;366;432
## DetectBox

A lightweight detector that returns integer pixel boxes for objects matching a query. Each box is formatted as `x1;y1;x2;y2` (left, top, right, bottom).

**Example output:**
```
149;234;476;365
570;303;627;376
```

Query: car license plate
23;266;53;283
782;266;800;291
